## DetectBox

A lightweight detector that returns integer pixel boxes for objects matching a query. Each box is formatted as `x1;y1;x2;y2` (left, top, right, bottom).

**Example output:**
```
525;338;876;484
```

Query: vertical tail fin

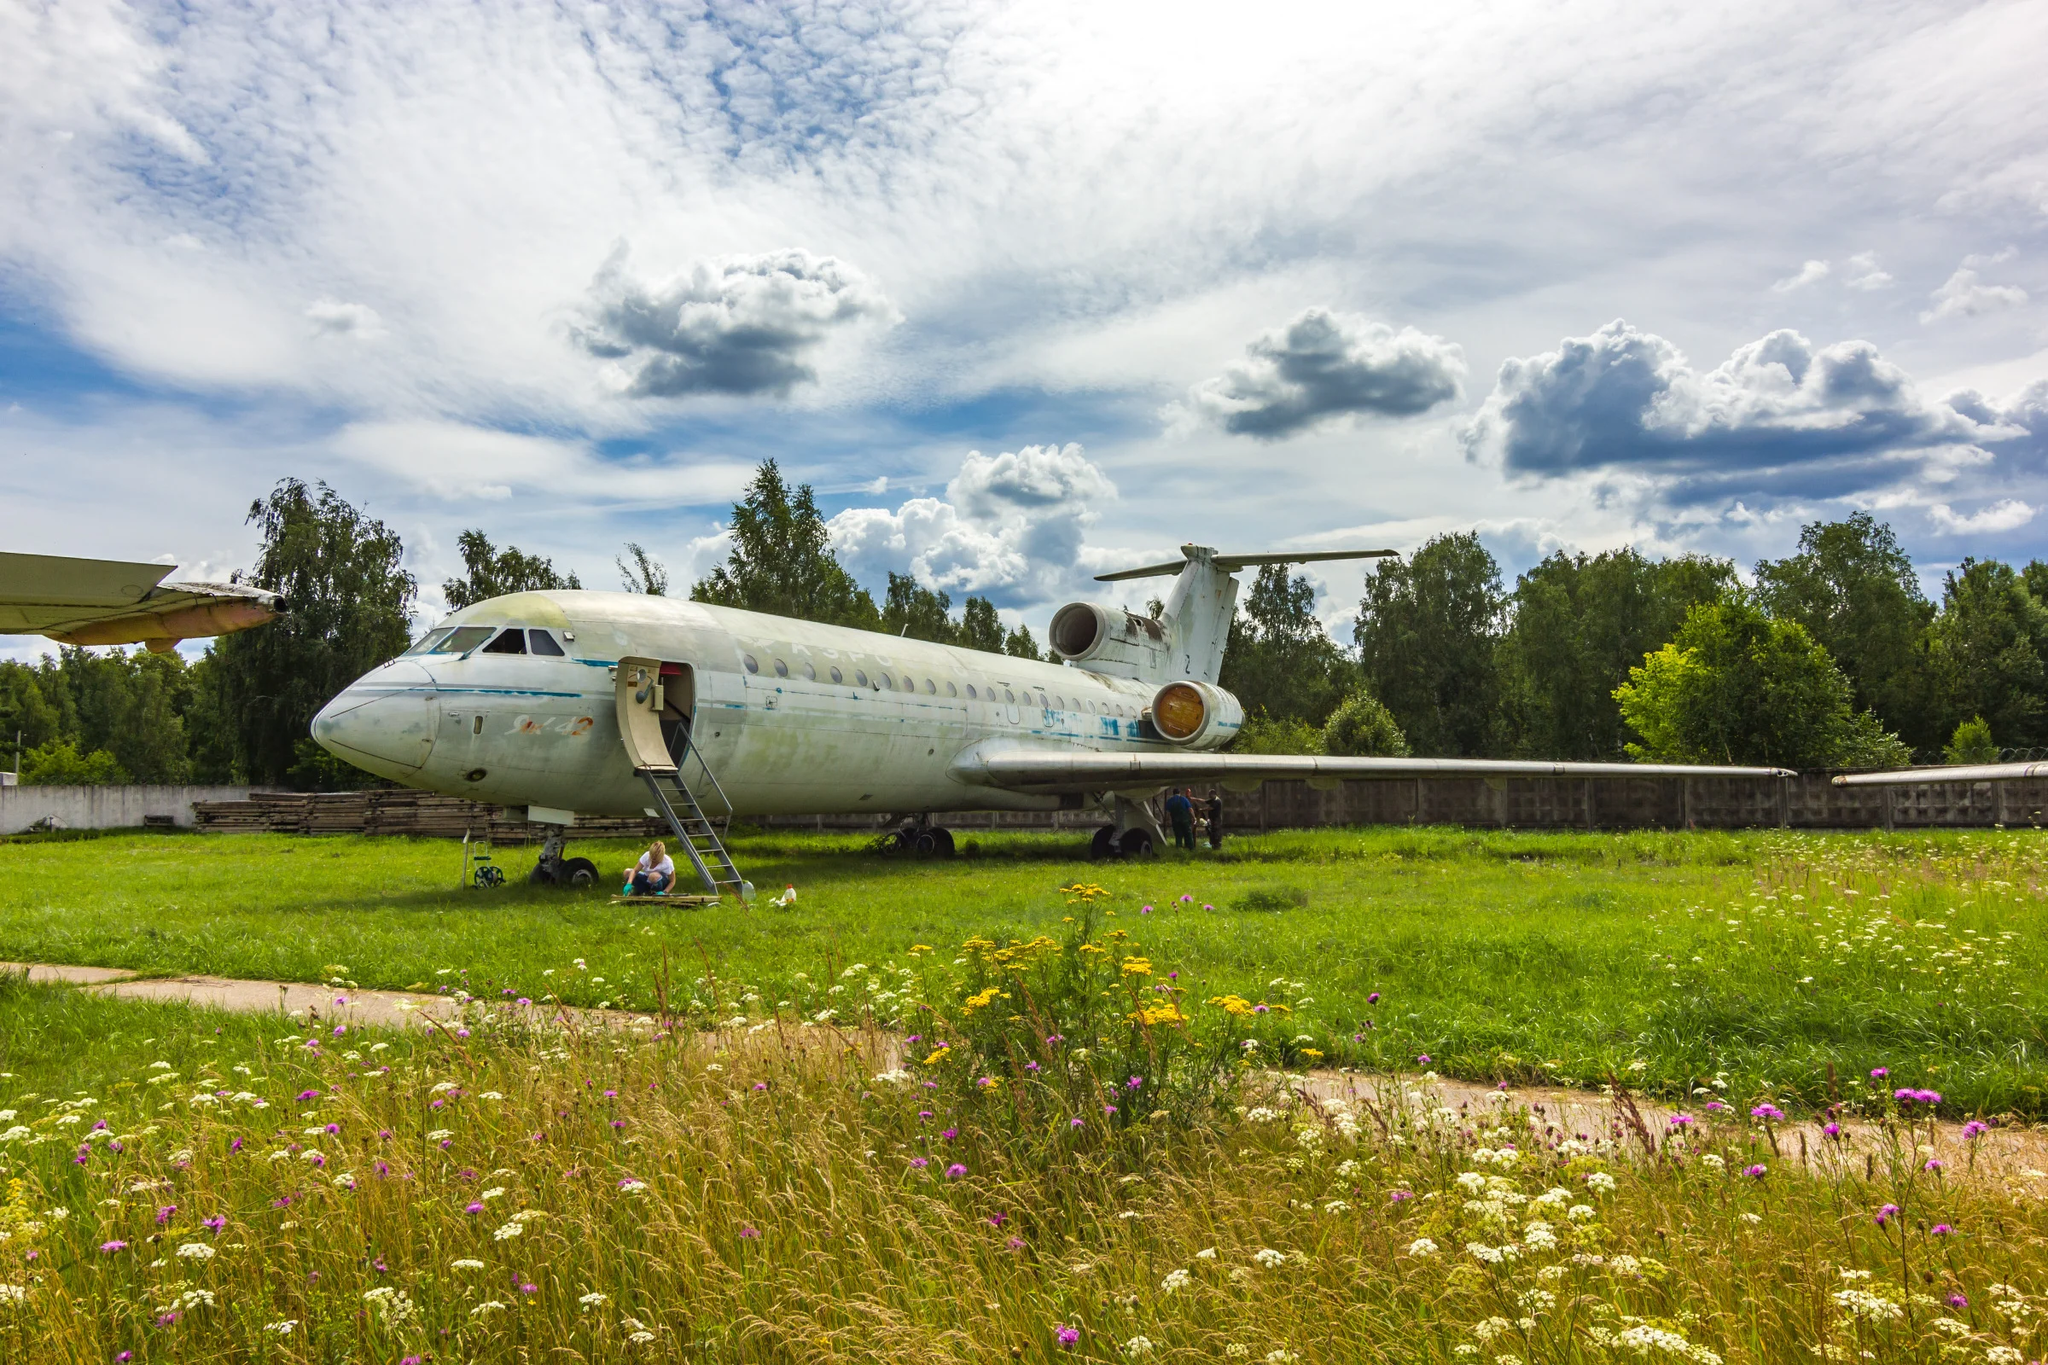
1084;544;1400;684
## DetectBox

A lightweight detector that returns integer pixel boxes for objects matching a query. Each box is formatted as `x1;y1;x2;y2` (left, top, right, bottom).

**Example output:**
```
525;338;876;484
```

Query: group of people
1163;787;1225;851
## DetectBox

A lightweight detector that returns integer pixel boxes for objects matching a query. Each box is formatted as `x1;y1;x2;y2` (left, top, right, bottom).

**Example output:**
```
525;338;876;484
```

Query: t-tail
1046;543;1398;686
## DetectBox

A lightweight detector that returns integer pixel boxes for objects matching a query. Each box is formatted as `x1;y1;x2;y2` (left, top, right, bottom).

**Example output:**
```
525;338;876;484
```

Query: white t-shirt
637;852;675;879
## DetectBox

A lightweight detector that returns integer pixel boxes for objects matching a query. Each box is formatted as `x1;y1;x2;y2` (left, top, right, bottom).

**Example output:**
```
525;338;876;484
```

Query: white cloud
1921;255;2029;323
1462;321;2025;504
1176;309;1465;440
329;419;755;507
306;299;385;340
1928;498;2035;534
1843;252;1893;291
828;444;1117;606
571;247;898;400
1772;260;1830;292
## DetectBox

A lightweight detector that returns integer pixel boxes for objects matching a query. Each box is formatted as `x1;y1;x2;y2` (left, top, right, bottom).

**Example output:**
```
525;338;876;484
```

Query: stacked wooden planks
192;790;667;840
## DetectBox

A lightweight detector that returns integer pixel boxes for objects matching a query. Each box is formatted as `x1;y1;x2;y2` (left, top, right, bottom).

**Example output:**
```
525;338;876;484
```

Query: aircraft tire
1090;826;1119;859
528;863;557;886
931;827;956;857
914;830;939;857
1116;828;1154;858
560;857;599;887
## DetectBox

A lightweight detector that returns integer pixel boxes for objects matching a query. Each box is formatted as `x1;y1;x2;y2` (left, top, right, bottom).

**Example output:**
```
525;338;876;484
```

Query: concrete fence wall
16;773;2048;840
0;784;274;835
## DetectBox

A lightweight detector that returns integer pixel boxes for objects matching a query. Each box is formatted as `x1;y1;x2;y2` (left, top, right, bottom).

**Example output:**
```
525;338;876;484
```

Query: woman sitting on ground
624;840;675;896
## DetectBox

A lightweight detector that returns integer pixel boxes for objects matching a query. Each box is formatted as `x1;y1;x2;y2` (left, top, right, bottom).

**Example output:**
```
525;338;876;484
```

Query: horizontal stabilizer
1095;545;1397;582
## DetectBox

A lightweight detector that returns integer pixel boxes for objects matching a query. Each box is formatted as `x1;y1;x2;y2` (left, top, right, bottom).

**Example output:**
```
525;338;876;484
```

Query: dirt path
13;961;2048;1188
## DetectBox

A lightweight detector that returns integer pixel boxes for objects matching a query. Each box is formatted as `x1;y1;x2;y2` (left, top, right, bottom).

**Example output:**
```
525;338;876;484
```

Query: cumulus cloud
1928;498;2035;534
1772;259;1830;292
570;247;897;399
828;444;1117;605
1461;320;2016;500
1921;253;2028;323
306;298;384;340
1178;308;1464;439
1843;252;1893;291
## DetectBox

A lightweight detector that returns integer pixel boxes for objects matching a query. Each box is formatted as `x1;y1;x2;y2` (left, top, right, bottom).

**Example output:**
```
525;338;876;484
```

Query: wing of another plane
1833;762;2048;786
951;745;1795;793
0;551;279;652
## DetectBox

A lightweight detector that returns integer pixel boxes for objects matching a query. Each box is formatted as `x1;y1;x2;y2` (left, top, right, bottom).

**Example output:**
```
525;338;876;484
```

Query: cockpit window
436;626;497;655
528;629;565;657
481;628;527;655
404;628;455;656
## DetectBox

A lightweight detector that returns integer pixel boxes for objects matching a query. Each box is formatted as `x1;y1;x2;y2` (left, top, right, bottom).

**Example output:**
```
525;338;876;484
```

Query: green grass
0;969;2041;1364
2;826;2046;1114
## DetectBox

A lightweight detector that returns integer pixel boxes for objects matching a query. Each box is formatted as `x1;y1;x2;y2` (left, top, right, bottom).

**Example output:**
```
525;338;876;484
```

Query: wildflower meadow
0;826;2045;1360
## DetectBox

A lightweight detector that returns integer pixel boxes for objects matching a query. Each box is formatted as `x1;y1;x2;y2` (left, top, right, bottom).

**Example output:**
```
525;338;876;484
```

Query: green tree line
1229;512;2048;769
6;465;2036;787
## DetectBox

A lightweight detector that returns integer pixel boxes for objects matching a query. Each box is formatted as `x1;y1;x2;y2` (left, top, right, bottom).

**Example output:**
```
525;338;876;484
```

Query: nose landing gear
530;826;600;886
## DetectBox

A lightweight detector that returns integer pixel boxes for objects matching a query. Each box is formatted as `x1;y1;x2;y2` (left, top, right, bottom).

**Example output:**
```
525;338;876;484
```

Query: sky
3;0;2046;664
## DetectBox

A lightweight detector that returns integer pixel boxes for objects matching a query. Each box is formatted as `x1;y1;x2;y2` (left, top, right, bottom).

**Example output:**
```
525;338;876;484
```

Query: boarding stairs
616;658;751;900
639;747;746;898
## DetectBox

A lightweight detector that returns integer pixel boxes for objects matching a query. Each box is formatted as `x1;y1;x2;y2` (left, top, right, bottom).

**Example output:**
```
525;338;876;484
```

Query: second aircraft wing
950;745;1795;793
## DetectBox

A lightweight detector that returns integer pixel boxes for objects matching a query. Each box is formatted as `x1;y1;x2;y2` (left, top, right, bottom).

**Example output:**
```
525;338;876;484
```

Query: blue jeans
631;870;672;895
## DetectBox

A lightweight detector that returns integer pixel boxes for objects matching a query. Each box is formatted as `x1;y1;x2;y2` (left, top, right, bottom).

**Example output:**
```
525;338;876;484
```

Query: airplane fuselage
313;589;1206;819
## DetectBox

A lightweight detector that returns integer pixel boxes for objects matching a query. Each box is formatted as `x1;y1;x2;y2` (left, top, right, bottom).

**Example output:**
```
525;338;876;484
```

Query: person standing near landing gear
1205;789;1224;849
1165;787;1196;851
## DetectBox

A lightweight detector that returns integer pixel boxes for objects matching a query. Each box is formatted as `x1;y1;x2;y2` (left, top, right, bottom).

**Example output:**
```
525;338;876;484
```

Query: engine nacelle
1048;601;1171;680
1147;679;1242;749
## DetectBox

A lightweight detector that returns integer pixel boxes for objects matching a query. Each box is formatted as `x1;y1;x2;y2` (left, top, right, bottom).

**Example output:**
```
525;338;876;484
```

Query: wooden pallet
607;893;722;907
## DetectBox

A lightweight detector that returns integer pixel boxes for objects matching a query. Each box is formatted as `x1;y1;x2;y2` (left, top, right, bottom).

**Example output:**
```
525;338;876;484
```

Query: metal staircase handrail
676;731;737;822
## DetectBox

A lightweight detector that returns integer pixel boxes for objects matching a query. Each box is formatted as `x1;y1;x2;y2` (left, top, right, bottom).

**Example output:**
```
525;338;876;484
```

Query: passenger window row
740;651;1136;717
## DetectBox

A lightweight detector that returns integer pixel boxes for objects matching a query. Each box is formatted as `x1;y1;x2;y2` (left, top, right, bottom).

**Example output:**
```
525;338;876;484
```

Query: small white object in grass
262;1320;296;1334
176;1243;215;1260
451;1259;485;1271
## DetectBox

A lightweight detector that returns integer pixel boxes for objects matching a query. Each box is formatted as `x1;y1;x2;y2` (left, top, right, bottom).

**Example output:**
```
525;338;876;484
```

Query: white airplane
311;544;1793;895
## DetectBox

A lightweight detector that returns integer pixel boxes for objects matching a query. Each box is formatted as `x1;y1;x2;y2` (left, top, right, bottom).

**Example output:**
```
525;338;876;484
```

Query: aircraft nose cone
312;662;439;776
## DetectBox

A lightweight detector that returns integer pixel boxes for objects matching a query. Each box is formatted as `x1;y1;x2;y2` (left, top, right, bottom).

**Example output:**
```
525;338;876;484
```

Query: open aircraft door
615;658;698;773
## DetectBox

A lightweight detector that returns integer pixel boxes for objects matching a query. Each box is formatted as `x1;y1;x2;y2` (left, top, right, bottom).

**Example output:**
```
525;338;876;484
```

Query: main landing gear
1090;825;1154;858
1088;791;1165;859
530;826;600;887
874;815;957;858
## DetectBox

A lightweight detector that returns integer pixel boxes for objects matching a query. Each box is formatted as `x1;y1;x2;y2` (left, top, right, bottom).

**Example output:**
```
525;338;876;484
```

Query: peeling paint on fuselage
319;590;1204;818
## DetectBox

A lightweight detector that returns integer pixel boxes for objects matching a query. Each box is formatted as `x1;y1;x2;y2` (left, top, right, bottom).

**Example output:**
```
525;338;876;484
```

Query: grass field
3;825;2046;1116
1;961;2044;1364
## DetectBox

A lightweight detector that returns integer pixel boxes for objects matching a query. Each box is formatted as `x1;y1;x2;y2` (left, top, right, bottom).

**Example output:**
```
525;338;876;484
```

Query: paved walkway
11;961;2047;1185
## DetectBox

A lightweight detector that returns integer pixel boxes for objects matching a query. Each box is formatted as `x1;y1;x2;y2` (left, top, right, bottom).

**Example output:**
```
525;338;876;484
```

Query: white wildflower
493;1221;523;1241
1407;1238;1438;1256
471;1301;509;1317
1160;1269;1192;1293
262;1320;296;1335
579;1291;609;1307
426;1129;454;1142
0;1285;25;1303
1252;1248;1286;1268
175;1243;216;1260
627;1330;657;1344
1195;1247;1217;1260
1125;1336;1156;1357
1585;1171;1617;1193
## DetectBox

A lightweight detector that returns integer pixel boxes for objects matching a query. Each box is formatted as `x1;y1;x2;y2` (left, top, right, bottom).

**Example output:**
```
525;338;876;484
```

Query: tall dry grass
0;919;2045;1364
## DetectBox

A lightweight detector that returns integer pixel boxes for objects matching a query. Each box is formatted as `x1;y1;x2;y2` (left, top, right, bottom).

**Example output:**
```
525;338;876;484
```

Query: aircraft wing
1833;762;2048;786
0;551;279;651
950;745;1795;793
